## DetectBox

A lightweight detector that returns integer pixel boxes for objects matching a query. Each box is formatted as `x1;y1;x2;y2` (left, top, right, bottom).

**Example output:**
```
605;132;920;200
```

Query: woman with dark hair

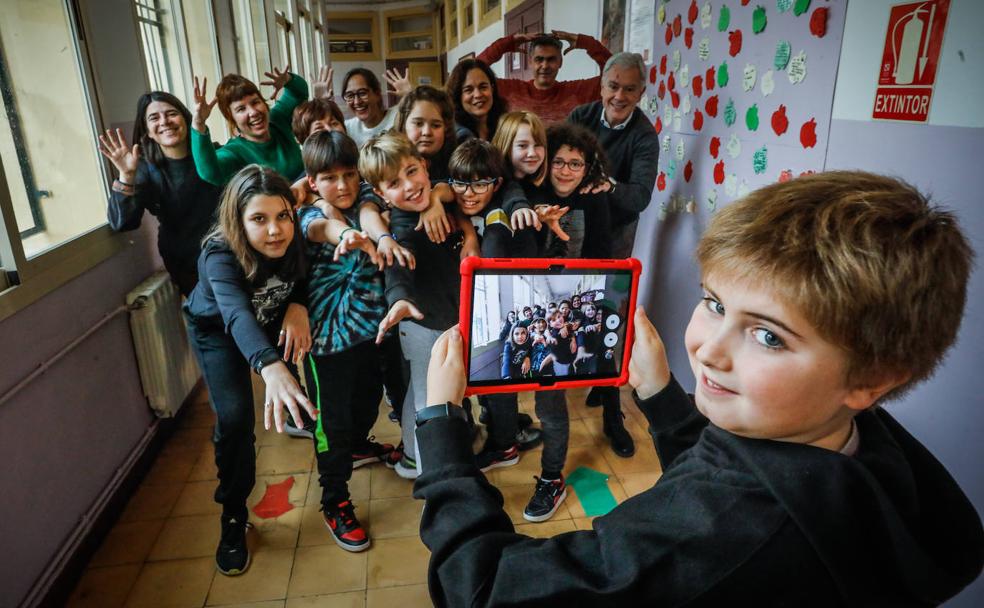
191;67;309;185
446;58;508;141
99;91;222;295
184;164;314;576
341;67;410;147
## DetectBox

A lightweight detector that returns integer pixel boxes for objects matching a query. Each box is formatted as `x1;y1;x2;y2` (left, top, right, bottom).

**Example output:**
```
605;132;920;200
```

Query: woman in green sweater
191;67;309;185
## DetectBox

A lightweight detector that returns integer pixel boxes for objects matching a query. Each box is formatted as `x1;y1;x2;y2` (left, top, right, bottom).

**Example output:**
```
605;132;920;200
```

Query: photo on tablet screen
467;269;634;386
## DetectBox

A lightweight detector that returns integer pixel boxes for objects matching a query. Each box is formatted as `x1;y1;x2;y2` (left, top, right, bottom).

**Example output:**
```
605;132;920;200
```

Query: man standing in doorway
568;52;659;458
477;30;611;123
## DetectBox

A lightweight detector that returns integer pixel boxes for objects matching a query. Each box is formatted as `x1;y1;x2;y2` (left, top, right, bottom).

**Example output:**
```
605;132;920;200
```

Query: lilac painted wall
0;226;160;604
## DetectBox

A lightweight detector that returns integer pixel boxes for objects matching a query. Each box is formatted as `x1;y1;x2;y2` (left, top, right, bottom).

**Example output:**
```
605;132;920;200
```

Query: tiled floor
68;382;662;607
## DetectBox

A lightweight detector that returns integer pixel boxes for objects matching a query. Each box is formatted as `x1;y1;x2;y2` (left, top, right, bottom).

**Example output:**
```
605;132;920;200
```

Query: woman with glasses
341;68;410;148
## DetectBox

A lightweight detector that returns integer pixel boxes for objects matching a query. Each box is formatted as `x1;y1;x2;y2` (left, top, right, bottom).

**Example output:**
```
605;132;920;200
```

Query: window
384;9;437;59
133;0;190;110
445;2;459;49
325;12;378;60
0;0;107;260
298;6;315;80
181;0;226;137
479;0;502;31
473;276;501;347
232;0;262;82
461;0;475;41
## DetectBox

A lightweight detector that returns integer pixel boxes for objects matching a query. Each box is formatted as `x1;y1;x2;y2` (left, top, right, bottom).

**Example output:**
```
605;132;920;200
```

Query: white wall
832;0;983;127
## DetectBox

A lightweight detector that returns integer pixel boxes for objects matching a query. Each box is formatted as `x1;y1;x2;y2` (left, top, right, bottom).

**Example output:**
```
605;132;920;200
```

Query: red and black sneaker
351;436;396;469
475;444;520;472
383;441;405;469
322;500;370;552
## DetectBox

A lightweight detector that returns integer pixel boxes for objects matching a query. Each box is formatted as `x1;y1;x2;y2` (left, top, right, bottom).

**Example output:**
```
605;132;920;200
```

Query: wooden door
504;0;544;81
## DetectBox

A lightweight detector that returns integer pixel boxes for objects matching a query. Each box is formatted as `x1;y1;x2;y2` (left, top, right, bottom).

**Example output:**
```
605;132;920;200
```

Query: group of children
500;295;613;380
133;59;639;576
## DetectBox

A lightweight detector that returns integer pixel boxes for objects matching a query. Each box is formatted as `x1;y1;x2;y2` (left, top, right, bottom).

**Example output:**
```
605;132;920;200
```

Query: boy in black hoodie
412;171;983;605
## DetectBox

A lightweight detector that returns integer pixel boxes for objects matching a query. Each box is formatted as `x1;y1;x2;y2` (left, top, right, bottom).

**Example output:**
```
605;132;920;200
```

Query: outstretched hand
376;299;424;344
334;229;383;270
192;75;217;132
261;65;292;99
313;65;334;99
535;204;571;241
384;68;412;97
426;326;467;406
98;128;139;182
628;306;671;400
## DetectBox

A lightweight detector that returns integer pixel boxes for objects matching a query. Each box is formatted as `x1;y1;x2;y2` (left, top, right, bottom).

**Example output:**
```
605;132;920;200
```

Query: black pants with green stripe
305;340;383;507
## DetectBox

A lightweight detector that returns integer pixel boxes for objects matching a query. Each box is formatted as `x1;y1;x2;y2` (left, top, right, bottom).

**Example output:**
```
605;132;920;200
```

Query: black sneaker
585;387;603;407
322;500;370;552
515;426;543;451
351;436;396;469
517;412;534;429
523;476;567;522
475;444;520;471
603;410;636;458
216;515;252;575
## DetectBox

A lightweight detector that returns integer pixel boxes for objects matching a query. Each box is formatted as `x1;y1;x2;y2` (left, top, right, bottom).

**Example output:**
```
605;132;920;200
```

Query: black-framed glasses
551;158;586;172
449;178;497;194
342;88;371;102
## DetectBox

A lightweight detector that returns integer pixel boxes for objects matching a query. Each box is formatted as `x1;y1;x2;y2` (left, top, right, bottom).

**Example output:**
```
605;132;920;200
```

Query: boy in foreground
411;171;983;605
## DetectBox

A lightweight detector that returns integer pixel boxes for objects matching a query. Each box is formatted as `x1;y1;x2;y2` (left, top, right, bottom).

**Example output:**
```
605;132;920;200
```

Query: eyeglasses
342;88;371;102
551;158;586;172
449;178;497;194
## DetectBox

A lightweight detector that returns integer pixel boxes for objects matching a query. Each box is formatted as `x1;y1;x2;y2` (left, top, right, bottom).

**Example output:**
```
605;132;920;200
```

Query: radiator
126;272;200;417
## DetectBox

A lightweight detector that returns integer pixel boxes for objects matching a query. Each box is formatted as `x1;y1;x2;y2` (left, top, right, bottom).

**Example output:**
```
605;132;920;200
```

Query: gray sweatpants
398;321;445;467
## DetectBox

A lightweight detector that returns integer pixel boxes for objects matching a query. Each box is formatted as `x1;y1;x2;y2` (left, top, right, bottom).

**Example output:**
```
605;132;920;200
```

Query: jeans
398;321;446;465
305;340;383;507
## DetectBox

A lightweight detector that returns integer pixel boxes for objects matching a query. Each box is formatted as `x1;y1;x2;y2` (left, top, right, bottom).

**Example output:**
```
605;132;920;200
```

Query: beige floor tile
565;418;603;449
365;497;421;539
297;499;369;547
285;591;365;608
176;404;215;430
366;536;429;588
366;583;431;607
206;548;293;605
484;449;543;488
188;449;219;482
172;480;223;516
368;415;402;445
572;516;595;531
149;514;220;561
255;444;314;476
248;473;310;511
513;518;578;539
499;483;572;525
209;602;284;608
368;466;414;499
563;446;615;477
565;476;628;519
120;483;185;523
254;423;299;448
66;564;142;608
251;507;302;551
617;471;662;498
349;466;371;501
287;545;367;597
124;557;215;608
143;450;198;485
163;426;215;456
601;439;662;476
90;519;166;567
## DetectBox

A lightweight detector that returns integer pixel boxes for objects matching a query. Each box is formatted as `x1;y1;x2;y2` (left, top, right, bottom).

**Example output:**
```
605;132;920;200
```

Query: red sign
872;0;949;122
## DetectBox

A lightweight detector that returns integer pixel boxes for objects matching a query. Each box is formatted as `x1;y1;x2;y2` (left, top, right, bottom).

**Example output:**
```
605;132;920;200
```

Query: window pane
390;14;431;34
326;19;372;36
133;0;189;109
181;0;226;138
232;0;259;82
250;0;272;78
0;1;107;259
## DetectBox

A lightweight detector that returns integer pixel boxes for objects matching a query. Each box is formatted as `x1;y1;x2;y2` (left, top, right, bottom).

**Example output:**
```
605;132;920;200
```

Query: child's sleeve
634;374;709;467
498;180;531;216
500;342;512;378
269;73;309;133
382;212;420;307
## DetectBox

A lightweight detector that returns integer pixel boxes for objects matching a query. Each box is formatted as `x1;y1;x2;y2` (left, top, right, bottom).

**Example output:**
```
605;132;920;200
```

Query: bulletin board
643;0;847;217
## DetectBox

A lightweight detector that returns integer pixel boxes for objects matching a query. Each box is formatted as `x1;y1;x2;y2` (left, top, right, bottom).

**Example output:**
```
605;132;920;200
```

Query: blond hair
697;170;973;400
491;111;547;186
358;131;422;188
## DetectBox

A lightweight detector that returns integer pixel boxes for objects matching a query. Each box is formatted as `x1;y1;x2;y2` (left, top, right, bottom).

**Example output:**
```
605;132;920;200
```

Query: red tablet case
459;257;643;396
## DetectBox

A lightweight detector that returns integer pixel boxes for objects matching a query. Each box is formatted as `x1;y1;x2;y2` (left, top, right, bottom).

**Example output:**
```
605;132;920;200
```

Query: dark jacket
413;376;984;606
568;101;659;230
527;183;613;259
184;239;306;371
107;156;222;294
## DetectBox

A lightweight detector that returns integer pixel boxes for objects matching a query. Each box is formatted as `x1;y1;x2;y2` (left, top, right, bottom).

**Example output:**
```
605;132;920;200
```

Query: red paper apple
692;74;703;97
685;27;694;48
657;80;666;99
713;160;725;184
684;160;694;182
710;136;721;158
771;104;789;136
779;169;793;182
649;65;658;84
705;95;719;117
693;109;704;130
688;0;699;24
655;116;662;134
660;54;667;75
706;66;716;90
810;7;829;38
667;71;676;91
800;118;818;148
671;90;681;108
728;30;743;57
657;172;667;191
673;14;682;37
665;24;673;45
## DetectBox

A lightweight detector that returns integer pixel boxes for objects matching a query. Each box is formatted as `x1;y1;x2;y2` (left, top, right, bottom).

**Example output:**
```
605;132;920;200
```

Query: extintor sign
872;0;949;122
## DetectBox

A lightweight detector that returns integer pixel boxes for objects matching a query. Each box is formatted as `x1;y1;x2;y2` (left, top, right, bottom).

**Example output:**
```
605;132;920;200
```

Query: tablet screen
467;269;634;386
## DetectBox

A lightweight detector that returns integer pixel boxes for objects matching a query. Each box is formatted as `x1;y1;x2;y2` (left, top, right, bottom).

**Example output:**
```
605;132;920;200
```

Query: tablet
460;257;642;396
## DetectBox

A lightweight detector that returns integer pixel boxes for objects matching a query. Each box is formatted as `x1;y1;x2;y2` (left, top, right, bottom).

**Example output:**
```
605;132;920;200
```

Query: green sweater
191;74;308;185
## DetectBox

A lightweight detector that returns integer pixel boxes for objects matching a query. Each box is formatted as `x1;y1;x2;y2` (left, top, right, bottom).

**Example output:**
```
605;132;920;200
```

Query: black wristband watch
415;402;468;428
253;349;281;375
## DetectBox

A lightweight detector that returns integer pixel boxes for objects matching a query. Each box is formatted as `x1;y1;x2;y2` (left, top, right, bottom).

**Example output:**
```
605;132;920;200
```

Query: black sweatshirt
413;377;984;606
107;156;222;294
527;184;613;259
184;239;306;370
568;102;659;230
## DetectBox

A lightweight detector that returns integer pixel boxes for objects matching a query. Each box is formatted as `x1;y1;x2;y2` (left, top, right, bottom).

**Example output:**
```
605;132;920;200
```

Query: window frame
479;0;502;31
459;0;475;42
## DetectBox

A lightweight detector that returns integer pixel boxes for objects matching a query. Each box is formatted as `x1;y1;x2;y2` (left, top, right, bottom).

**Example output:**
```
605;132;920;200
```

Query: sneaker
394;453;419;479
475;444;520;471
515;426;543;451
351;436;395;469
523;476;567;522
384;442;405;468
585;386;603;407
216;515;252;575
322;500;370;552
284;419;313;439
